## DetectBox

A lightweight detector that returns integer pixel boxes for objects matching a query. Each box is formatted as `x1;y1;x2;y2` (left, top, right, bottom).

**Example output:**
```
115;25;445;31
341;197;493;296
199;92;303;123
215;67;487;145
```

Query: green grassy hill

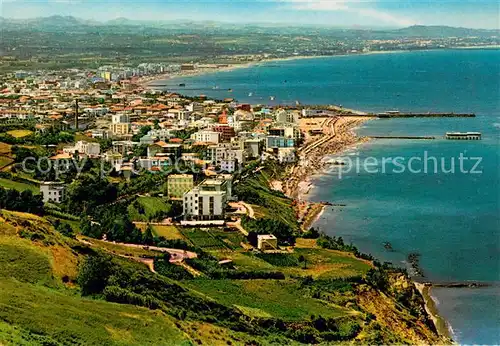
0;210;446;345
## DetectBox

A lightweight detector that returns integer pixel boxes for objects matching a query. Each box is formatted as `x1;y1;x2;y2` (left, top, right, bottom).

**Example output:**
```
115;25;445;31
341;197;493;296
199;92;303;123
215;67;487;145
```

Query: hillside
0;208;448;345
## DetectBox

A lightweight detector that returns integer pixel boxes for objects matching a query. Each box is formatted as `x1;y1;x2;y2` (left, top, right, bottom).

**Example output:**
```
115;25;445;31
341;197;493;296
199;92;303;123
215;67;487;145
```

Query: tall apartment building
182;179;228;220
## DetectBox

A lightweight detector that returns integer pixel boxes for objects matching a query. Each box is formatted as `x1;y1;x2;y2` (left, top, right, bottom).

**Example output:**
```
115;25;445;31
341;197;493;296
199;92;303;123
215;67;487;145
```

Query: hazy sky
1;0;499;29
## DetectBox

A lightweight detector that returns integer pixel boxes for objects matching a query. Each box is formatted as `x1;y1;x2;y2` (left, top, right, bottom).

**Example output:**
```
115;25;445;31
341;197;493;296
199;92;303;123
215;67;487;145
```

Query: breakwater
370;136;436;139
377;112;475;118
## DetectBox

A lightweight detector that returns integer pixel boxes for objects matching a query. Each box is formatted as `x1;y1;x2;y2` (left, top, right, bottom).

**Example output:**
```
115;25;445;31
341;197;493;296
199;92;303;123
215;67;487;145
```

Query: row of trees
0;187;43;214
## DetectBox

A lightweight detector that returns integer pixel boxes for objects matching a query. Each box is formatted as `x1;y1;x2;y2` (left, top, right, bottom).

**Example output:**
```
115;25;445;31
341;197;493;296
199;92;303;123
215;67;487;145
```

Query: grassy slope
0;157;13;169
283;247;371;279
0;211;191;346
0;280;189;346
237;163;299;230
136;223;185;240
127;196;171;222
0;209;443;345
0;178;39;193
184;279;348;320
0;142;11;154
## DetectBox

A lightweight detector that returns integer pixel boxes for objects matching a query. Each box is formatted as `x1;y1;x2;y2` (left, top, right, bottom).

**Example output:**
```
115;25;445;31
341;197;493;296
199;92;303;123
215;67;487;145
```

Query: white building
244;139;262;158
301;109;334;117
257;234;278;251
148;128;171;141
110;113;130;136
168;109;192;121
220;159;237;173
63;141;101;156
191;130;220;144
278;148;297;163
40;182;66;204
112;113;130;124
186;102;204;113
90;129;110;139
183;180;227;220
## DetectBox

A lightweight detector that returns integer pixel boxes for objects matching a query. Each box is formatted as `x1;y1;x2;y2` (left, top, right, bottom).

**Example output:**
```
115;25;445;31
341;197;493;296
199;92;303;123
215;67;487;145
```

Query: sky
1;0;499;29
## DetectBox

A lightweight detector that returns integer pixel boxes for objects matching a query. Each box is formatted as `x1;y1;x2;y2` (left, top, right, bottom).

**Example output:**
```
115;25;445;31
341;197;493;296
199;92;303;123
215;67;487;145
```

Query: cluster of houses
2;65;326;249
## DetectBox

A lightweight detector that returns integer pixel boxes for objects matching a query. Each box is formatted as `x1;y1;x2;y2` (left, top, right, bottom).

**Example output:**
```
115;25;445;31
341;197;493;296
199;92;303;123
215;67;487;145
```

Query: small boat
212;85;219;90
270;96;275;101
228;88;233;92
178;83;186;87
248;92;253;97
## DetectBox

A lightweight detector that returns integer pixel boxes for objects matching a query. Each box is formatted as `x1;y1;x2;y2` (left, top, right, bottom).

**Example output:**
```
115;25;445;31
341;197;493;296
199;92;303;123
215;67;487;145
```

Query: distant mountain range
1;16;499;38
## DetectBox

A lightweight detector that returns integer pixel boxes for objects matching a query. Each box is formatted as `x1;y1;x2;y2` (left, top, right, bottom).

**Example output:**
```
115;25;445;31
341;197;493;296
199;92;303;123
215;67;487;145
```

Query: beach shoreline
415;283;455;342
288;115;453;342
284;115;373;199
140;50;424;88
141;46;499;88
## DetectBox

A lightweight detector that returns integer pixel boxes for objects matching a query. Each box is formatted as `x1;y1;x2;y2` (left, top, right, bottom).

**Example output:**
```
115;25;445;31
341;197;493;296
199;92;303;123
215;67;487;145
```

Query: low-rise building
191;130;220;144
111;113;130;136
40;182;66;203
244;139;263;158
257;234;278;251
278;147;296;163
266;136;295;149
220;159;237;173
212;125;236;142
63;140;101;156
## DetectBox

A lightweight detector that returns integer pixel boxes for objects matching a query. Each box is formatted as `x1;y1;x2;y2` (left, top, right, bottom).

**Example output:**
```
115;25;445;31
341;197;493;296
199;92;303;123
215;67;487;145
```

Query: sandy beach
284;115;374;199
414;282;454;342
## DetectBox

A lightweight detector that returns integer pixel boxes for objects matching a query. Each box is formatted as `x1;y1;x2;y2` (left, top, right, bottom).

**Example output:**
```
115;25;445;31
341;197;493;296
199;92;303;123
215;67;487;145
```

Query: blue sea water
162;49;500;344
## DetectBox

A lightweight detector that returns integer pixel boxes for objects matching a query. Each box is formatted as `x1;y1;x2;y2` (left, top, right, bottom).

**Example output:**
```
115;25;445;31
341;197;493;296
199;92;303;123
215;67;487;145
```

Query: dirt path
227;218;249;236
80;237;197;263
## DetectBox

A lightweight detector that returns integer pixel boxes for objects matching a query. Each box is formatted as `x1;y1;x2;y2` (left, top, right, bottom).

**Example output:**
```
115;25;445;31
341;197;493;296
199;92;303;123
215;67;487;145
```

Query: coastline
142;54;340;87
415;283;454;342
141;50;415;88
288;115;453;342
141;46;499;88
284;116;373;199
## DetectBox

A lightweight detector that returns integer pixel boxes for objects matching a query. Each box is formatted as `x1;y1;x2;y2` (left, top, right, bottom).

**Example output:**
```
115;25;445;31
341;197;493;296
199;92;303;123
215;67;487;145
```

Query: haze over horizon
1;0;499;30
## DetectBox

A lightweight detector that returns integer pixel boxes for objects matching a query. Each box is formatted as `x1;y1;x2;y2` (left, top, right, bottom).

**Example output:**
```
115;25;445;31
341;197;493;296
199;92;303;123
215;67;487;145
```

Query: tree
143;224;155;245
298;255;307;269
77;253;113;296
56;222;75;238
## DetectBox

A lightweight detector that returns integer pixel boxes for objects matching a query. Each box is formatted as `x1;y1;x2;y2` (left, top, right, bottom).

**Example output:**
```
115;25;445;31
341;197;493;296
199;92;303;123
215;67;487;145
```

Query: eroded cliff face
354;274;451;344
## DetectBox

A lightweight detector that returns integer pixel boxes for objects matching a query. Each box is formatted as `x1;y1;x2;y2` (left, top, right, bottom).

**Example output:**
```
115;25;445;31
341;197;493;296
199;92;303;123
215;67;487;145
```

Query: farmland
6;130;33;138
180;228;229;250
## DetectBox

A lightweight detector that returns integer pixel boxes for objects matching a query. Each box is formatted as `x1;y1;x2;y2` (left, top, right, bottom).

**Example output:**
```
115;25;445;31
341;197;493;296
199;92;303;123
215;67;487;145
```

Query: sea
157;49;500;344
